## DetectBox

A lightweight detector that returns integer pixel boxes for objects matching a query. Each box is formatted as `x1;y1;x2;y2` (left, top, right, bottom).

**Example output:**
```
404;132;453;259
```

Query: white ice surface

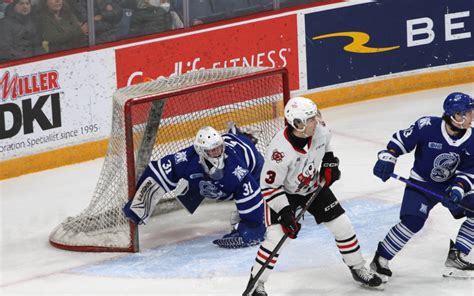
1;83;473;295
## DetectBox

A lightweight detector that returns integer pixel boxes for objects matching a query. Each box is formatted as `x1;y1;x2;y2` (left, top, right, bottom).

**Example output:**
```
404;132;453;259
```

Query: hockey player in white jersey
123;125;266;249
244;97;382;296
371;92;474;280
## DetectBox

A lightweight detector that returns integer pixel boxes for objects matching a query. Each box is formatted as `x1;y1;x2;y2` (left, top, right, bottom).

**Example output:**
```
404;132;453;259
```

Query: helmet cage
193;126;226;179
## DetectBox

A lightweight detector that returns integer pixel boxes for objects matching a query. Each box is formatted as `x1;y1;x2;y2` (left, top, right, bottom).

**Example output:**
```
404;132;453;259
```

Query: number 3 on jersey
265;170;276;184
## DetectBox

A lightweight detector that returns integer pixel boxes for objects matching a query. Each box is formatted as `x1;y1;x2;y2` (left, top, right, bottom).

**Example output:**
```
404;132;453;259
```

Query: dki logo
0;93;62;139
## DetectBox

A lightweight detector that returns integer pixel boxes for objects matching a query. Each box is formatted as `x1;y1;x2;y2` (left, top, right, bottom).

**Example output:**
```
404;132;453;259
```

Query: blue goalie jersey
387;116;474;192
140;133;265;225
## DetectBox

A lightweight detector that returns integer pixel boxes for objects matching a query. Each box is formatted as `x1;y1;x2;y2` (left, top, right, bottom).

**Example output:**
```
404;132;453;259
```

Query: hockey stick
242;179;326;296
390;173;474;212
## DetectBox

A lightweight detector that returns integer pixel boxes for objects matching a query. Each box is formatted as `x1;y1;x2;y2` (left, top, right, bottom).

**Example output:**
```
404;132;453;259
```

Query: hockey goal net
49;67;290;252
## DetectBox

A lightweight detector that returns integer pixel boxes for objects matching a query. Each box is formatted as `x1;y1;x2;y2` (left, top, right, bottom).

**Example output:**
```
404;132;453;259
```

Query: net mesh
49;67;286;251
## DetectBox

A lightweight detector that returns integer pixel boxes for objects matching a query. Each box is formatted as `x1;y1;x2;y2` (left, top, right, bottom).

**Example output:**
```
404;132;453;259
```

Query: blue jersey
141;133;265;225
387;116;474;192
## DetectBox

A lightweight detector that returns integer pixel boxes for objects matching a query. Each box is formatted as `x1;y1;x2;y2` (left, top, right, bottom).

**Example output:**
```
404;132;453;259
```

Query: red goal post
49;67;290;252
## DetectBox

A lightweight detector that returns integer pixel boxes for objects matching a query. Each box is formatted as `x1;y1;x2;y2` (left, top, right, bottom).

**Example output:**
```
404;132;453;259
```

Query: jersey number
161;159;173;174
243;182;254;196
265;170;276;184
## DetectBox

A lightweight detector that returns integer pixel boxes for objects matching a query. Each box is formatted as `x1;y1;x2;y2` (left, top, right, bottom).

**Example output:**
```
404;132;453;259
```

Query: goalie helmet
284;96;318;130
194;126;225;180
443;92;474;116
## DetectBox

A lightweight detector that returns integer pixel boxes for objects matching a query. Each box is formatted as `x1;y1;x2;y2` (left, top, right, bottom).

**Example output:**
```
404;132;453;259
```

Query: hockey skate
370;251;392;283
350;265;383;289
443;240;474;279
252;280;267;296
243;274;268;296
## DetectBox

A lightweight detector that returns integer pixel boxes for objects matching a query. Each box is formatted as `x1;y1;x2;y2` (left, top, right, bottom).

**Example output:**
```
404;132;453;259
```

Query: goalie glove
213;220;265;249
123;176;166;225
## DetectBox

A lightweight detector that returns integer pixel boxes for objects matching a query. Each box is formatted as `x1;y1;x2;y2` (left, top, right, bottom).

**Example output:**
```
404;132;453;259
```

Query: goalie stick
390;173;474;212
242;179;326;296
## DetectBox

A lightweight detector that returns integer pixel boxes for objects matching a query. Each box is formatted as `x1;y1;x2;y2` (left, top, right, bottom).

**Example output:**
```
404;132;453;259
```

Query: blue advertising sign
305;0;474;89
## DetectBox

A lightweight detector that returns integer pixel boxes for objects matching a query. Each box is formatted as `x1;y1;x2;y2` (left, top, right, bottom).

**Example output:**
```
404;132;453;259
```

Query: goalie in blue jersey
371;92;474;280
123;125;266;249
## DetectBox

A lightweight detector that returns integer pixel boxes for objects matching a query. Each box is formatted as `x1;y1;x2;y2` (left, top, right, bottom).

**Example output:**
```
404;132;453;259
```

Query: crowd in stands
0;0;324;62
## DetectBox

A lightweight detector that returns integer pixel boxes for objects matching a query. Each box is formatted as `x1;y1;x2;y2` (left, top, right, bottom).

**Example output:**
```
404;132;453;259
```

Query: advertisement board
0;52;117;160
305;0;473;89
115;15;299;90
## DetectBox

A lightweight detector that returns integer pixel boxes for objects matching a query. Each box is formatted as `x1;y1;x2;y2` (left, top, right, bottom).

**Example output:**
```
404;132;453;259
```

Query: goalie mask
284;96;318;134
194;126;226;180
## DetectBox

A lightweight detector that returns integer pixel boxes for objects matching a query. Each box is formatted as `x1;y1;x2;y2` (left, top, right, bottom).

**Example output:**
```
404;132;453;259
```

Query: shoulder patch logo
232;165;248;181
174;151;188;164
417;117;431;129
271;149;285;163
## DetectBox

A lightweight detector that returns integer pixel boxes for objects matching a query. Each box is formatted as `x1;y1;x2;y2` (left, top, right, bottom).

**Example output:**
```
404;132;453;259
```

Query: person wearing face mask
128;0;181;37
0;0;44;61
370;92;474;281
123;124;266;249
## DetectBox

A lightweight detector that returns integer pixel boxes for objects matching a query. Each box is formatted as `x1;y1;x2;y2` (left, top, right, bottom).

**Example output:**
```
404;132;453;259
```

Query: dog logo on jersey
430;152;460;182
271;149;285;163
199;181;226;199
297;161;316;191
417;117;431;129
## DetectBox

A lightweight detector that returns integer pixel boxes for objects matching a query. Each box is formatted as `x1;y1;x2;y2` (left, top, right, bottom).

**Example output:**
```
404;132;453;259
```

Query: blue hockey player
123;125;266;249
371;92;474;280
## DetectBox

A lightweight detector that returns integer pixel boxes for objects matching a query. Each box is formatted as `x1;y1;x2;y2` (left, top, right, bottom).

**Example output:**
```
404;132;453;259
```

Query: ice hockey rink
2;83;473;296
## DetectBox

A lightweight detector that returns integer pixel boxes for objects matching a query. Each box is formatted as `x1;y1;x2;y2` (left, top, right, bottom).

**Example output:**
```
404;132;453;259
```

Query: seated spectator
173;0;225;26
164;0;183;29
128;0;181;37
0;0;44;61
38;0;87;53
213;0;263;18
68;0;123;44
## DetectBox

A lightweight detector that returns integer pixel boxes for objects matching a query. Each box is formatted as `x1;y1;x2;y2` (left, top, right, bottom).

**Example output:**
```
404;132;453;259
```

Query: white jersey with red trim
261;125;331;214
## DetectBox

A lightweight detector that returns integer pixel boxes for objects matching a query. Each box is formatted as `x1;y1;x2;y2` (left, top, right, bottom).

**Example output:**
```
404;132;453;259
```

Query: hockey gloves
278;206;301;239
373;150;397;182
213;220;265;249
320;152;341;187
443;183;465;210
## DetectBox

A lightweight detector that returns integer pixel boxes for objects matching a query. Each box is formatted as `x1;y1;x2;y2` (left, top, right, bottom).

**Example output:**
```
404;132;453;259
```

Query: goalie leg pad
213;220;265;249
123;176;165;224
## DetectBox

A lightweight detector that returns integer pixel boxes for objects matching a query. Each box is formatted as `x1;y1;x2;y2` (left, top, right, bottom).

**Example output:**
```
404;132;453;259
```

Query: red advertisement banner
115;15;299;90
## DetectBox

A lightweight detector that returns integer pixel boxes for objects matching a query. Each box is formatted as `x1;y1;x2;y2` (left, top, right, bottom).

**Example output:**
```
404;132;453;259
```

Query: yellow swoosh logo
313;32;400;53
